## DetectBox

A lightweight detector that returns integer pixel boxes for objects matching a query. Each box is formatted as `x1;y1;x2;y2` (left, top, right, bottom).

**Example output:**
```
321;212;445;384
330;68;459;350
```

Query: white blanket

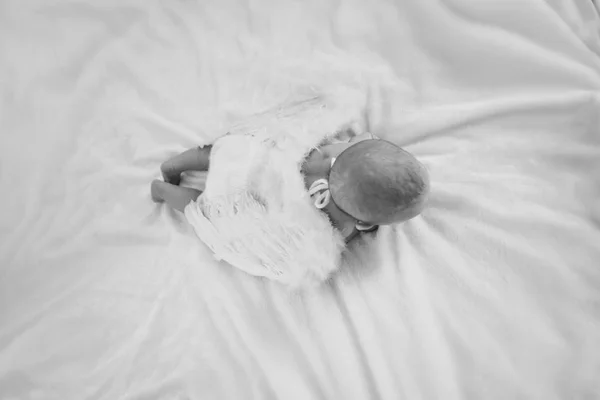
1;0;599;399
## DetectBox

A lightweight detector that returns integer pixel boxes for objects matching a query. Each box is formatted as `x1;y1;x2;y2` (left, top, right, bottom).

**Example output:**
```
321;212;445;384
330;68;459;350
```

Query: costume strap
308;179;331;209
307;157;338;209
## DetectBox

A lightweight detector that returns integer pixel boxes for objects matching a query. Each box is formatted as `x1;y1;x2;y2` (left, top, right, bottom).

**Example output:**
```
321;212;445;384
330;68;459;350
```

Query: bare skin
150;145;212;212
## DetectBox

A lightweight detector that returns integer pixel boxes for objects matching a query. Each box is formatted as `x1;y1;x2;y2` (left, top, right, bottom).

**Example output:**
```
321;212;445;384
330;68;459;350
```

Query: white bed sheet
1;0;600;399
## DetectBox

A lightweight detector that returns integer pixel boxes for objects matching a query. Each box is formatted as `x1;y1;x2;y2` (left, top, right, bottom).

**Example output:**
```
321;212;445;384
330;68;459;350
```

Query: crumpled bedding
1;0;599;399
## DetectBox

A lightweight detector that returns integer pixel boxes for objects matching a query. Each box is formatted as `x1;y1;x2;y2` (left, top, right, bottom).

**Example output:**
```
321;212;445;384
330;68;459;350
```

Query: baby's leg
151;180;201;212
161;145;212;185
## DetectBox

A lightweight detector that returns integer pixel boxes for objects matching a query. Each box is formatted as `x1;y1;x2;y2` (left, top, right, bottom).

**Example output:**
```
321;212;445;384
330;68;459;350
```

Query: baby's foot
161;160;181;185
151;179;166;203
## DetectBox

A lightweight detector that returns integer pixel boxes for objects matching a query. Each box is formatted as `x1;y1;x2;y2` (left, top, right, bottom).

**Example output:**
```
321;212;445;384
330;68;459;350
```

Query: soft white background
1;1;599;399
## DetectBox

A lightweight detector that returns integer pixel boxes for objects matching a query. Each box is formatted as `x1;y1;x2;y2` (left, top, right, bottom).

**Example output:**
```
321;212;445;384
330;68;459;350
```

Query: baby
151;132;429;244
150;93;429;286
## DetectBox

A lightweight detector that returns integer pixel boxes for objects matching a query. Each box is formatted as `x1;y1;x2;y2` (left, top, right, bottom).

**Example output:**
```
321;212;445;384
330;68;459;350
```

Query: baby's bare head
329;139;430;226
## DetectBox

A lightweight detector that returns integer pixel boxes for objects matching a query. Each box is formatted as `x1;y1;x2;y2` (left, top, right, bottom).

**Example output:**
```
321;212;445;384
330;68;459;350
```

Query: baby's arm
161;145;212;185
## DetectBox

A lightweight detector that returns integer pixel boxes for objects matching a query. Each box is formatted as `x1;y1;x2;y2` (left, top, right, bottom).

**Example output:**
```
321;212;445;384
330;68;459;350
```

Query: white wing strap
308;179;331;209
307;157;337;209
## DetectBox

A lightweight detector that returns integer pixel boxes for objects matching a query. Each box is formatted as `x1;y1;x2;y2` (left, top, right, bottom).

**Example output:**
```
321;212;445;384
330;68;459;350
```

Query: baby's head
328;138;430;226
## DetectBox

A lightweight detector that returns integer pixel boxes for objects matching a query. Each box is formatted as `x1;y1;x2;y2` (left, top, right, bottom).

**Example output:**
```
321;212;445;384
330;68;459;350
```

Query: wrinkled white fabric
1;1;600;399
